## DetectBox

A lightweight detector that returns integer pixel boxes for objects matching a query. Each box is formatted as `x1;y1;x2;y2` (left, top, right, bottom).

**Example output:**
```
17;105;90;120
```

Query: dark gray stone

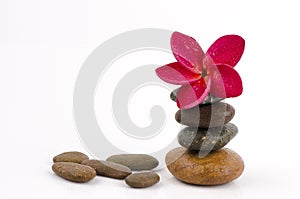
170;88;224;105
175;102;235;128
177;123;238;151
170;88;179;102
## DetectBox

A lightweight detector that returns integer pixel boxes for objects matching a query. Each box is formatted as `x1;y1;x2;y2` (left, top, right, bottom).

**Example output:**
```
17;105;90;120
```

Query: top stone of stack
170;88;224;105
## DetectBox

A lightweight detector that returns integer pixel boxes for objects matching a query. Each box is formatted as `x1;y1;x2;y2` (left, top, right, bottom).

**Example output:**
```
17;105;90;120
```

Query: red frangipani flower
155;31;245;109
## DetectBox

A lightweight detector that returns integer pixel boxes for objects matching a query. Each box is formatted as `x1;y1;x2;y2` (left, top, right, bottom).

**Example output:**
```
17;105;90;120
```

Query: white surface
1;0;300;198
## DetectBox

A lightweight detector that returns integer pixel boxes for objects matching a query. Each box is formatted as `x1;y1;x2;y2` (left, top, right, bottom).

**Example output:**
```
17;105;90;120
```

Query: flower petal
171;31;204;74
155;62;200;85
206;35;245;67
210;64;243;98
176;77;211;109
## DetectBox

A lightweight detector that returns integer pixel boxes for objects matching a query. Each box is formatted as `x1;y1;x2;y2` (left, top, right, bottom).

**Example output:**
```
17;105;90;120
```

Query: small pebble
125;171;160;188
175;102;235;128
165;147;244;185
82;159;131;179
170;88;179;101
52;162;96;183
170;89;224;104
53;151;89;164
106;154;159;171
178;123;238;151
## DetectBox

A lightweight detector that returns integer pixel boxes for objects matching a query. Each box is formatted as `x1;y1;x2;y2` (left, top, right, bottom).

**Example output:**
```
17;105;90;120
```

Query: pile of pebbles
165;89;244;185
52;151;160;188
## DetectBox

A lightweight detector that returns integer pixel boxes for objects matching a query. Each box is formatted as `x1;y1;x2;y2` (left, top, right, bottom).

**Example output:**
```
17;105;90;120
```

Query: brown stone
125;171;160;188
82;159;131;179
165;147;244;185
52;162;96;183
175;102;235;128
53;151;89;164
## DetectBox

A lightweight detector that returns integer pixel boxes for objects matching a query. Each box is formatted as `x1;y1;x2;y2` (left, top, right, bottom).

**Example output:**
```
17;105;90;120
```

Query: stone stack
166;89;244;185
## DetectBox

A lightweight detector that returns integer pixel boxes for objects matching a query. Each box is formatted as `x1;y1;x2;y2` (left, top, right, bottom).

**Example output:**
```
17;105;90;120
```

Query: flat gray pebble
106;154;159;171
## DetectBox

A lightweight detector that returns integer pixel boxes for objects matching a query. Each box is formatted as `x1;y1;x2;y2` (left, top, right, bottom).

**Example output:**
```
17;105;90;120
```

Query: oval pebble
178;123;238;151
171;89;224;105
106;154;159;171
125;171;160;188
166;147;244;185
82;159;131;179
53;151;89;164
52;162;96;183
175;102;235;128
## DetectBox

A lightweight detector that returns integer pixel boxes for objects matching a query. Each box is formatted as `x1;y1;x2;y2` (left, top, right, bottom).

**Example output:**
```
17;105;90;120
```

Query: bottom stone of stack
165;147;244;185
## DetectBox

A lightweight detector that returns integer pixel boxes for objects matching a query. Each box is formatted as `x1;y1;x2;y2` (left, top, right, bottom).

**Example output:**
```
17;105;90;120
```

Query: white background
1;0;299;198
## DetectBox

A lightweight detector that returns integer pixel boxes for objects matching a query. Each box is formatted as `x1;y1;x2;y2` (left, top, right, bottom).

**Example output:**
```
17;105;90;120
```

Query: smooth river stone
106;154;159;171
170;89;224;105
125;171;160;188
165;147;244;185
53;151;89;164
52;162;96;183
178;123;238;151
175;102;235;128
82;159;131;179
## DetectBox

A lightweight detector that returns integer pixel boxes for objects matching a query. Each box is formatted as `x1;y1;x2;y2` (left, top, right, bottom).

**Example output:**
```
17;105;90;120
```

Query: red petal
171;32;204;74
206;35;245;67
155;62;200;85
176;77;211;109
210;64;243;98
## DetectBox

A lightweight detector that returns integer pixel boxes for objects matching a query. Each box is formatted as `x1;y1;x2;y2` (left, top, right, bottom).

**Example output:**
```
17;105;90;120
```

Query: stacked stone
166;89;244;185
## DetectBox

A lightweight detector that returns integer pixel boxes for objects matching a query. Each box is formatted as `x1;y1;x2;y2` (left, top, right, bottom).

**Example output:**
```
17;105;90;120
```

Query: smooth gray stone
175;102;235;128
177;123;238;151
106;154;159;171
